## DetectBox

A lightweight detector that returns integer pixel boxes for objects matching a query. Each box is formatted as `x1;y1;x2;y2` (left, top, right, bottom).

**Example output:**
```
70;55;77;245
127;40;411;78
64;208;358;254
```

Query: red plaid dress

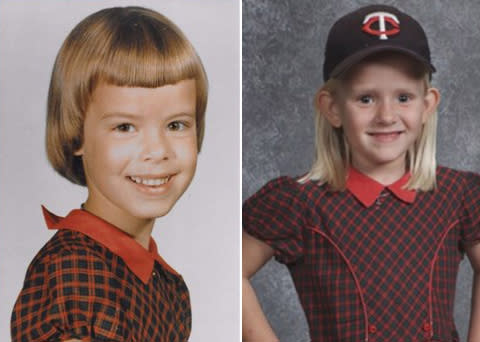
11;207;191;342
243;166;480;342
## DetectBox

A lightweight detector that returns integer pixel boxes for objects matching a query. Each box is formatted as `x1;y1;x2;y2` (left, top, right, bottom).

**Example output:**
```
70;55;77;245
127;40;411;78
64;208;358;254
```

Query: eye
168;121;187;131
359;95;373;104
398;94;410;103
115;123;135;132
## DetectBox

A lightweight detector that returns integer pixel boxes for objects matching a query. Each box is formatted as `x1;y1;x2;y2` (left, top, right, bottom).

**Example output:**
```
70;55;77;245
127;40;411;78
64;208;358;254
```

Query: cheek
407;107;427;131
105;142;138;162
341;114;367;141
85;136;138;173
173;136;198;168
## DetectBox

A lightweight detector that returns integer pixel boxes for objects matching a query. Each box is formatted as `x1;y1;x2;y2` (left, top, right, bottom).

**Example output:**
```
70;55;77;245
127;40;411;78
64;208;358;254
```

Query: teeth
130;176;170;186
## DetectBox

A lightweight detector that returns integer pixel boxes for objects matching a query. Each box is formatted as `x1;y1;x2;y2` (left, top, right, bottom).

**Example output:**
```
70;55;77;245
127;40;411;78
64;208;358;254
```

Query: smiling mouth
367;131;404;142
128;175;172;186
368;131;404;136
368;131;404;135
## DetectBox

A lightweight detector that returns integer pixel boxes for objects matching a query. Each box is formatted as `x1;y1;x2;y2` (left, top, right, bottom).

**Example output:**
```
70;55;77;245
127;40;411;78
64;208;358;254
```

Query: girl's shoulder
12;232;127;342
435;167;480;211
436;165;480;190
36;229;99;258
25;229;109;280
245;175;327;203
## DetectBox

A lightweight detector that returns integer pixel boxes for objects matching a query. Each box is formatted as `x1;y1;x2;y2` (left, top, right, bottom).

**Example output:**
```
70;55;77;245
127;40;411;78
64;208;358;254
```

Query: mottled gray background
243;1;480;341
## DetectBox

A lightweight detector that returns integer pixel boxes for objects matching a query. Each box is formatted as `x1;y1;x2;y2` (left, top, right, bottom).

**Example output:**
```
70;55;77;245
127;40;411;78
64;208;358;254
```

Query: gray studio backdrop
243;1;480;341
0;1;239;341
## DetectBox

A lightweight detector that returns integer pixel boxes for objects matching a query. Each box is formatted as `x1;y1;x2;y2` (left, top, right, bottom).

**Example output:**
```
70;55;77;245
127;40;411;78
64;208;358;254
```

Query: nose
375;99;397;125
141;128;172;161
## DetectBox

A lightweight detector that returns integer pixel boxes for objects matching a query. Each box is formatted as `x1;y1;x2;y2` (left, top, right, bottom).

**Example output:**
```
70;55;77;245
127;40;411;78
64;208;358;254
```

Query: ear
73;145;84;156
422;87;440;123
317;89;342;128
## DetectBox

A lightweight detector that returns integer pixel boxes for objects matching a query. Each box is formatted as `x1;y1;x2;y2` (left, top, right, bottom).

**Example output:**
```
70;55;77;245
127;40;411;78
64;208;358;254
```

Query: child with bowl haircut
11;6;207;342
243;4;480;342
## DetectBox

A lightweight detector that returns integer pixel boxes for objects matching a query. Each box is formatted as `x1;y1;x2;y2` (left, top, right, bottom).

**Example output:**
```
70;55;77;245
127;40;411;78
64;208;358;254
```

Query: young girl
5;3;239;342
243;4;480;342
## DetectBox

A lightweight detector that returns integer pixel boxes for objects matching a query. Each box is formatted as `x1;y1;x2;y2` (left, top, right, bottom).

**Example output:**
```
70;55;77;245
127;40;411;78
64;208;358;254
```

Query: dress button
422;322;431;332
368;325;377;334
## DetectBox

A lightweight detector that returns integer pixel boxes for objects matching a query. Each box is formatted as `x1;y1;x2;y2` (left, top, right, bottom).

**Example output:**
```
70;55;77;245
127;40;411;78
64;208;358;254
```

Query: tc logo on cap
362;12;400;40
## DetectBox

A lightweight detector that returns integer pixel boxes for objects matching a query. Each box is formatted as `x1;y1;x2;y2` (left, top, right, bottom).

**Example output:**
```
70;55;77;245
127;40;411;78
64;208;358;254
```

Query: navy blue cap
323;5;435;81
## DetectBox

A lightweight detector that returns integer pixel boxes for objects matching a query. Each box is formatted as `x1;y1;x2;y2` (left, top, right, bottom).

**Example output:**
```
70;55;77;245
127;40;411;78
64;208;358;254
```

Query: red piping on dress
427;220;458;339
307;225;370;342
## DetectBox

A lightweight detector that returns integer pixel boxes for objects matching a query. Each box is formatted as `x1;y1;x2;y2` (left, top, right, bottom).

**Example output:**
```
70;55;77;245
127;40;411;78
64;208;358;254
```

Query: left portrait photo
0;1;240;341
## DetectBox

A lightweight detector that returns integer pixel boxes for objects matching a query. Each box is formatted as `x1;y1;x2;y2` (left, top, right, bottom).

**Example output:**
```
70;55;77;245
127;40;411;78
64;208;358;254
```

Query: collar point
42;205;61;229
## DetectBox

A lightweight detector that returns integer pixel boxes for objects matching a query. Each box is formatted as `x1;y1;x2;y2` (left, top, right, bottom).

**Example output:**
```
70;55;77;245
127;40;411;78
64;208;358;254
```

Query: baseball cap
323;4;435;81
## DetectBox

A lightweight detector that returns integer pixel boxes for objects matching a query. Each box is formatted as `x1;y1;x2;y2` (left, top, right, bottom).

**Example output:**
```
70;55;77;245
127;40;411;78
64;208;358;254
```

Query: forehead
88;79;197;117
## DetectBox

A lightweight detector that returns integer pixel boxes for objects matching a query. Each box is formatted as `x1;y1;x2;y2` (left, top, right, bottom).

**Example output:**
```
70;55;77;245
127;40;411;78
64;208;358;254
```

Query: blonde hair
46;6;208;186
300;53;437;191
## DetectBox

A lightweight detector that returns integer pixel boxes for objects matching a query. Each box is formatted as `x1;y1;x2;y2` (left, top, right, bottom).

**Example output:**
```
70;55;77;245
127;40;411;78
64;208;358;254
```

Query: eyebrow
100;111;196;120
348;84;419;93
100;112;139;120
168;112;196;119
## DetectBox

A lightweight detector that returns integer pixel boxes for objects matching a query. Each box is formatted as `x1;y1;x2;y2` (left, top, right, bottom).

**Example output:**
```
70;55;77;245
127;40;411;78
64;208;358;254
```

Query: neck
83;198;155;250
352;158;407;185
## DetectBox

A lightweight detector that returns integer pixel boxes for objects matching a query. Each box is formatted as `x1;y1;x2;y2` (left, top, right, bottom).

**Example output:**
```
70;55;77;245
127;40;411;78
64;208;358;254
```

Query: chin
369;149;407;163
127;204;175;220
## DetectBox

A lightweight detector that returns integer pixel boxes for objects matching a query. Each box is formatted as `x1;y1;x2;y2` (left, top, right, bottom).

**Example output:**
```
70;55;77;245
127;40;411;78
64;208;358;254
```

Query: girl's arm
242;232;279;342
466;242;480;342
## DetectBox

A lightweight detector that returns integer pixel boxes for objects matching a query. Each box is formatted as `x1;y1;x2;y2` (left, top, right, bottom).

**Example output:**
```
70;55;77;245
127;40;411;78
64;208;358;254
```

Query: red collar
41;206;179;284
346;168;416;207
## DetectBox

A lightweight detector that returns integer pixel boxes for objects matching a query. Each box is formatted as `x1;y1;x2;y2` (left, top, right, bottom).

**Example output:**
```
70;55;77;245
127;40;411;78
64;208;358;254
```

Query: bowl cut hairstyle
46;6;208;186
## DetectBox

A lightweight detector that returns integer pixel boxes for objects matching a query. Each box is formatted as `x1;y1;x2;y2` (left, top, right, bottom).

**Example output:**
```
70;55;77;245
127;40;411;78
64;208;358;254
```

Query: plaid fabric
243;166;480;342
11;209;191;342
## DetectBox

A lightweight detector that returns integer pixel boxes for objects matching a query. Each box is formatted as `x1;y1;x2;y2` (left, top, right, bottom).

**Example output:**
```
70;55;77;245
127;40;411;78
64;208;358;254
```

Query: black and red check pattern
11;208;191;342
243;166;480;342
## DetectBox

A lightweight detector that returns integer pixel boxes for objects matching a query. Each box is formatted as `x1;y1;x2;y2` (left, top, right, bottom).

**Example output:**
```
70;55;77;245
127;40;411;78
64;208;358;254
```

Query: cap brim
329;45;436;80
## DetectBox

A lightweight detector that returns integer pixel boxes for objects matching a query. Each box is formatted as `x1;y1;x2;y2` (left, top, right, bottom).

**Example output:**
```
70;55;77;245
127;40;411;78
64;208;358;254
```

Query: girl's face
75;79;198;229
326;55;439;176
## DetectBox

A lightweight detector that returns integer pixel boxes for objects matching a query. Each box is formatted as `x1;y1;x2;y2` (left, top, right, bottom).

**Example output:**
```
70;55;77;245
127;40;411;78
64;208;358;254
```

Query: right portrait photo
242;1;480;342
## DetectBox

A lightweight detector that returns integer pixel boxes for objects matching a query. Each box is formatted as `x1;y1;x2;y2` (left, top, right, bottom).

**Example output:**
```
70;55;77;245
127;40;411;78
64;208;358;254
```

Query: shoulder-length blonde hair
46;6;208;186
300;54;437;191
